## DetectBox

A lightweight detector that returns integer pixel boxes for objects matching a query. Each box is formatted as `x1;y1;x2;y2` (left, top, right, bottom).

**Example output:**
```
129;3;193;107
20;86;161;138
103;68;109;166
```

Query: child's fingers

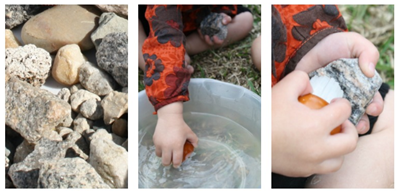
318;98;352;132
366;92;384;116
212;35;224;45
204;35;214;46
172;149;183;168
347;32;380;78
273;70;313;98
325;120;358;158
187;133;199;148
220;13;232;25
356;114;370;135
155;146;162;157
161;150;172;166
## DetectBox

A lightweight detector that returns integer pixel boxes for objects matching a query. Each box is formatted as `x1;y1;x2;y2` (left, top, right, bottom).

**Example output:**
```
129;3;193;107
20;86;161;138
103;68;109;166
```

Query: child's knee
236;11;254;34
251;36;261;71
372;89;394;134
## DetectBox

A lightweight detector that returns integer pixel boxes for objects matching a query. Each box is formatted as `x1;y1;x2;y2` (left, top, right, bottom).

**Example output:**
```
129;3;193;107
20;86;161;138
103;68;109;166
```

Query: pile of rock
5;5;128;188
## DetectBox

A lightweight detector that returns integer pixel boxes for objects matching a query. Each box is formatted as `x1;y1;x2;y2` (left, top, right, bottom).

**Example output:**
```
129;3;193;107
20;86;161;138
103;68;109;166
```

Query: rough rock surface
5;44;52;87
91;12;128;48
5;5;48;29
309;58;383;125
90;129;128;188
112;118;127;138
21;5;101;53
5;29;21;48
5;76;72;144
101;91;128;124
95;5;128;18
38;158;110;188
79;62;117;96
96;32;128;87
70;89;101;112
80;98;104;120
8;132;82;188
200;13;227;41
56;88;71;102
52;44;87;86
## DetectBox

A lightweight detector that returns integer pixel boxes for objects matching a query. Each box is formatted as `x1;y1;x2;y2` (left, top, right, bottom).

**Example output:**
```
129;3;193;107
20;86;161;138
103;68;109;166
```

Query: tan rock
101;91;128;124
21;5;100;53
5;29;21;48
52;44;87;86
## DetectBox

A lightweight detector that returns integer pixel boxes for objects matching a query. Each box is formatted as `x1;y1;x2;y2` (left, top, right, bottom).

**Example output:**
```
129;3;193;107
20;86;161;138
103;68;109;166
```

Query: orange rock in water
183;141;194;161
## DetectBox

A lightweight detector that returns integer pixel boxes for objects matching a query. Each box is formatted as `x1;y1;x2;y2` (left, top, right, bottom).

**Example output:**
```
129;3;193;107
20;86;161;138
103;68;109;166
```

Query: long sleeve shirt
142;5;238;111
272;5;348;86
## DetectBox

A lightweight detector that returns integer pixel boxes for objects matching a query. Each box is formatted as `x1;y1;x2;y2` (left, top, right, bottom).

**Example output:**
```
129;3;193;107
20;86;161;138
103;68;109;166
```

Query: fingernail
369;62;375;77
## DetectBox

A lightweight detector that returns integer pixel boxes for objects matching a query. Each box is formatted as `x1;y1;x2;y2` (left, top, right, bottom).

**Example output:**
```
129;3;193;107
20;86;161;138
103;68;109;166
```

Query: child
138;5;253;168
271;5;393;188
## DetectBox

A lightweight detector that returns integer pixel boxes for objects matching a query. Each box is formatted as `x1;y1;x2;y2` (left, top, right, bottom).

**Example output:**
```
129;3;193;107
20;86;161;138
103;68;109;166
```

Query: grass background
138;5;394;94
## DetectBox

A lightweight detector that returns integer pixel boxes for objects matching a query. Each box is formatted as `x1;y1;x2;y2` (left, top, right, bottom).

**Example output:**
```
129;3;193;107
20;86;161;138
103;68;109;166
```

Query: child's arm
272;70;358;177
153;102;198;168
142;5;196;167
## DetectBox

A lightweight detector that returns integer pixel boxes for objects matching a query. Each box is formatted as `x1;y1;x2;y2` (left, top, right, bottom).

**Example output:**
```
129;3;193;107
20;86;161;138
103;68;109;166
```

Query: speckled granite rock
95;5;128;19
5;76;72;144
21;5;100;53
8;131;82;188
5;5;48;29
309;58;382;125
91;12;128;48
200;13;227;41
5;44;52;87
79;61;117;96
38;157;110;188
96;32;128;87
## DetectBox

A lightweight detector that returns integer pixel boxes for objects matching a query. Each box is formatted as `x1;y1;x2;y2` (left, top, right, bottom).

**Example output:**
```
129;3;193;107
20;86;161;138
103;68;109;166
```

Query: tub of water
138;78;261;188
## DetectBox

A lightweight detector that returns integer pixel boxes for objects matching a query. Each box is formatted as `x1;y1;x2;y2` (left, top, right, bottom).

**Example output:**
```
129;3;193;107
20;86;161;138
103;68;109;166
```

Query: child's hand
295;32;384;134
153;102;198;168
198;13;232;46
272;70;358;177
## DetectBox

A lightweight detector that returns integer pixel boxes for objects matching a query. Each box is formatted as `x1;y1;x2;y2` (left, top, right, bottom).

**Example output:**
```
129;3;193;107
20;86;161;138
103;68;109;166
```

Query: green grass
340;5;394;89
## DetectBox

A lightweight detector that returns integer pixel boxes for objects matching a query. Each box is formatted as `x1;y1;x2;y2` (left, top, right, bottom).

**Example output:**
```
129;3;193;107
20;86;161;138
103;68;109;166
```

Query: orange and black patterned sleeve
271;5;348;86
142;5;191;112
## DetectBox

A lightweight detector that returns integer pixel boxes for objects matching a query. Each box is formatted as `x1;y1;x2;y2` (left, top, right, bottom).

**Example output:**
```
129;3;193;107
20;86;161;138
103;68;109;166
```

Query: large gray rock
90;129;128;188
5;44;52;87
309;58;382;125
79;61;117;96
5;5;48;29
200;13;227;41
5;76;72;144
96;32;128;87
8;132;82;188
38;158;110;188
21;5;101;53
91;12;128;49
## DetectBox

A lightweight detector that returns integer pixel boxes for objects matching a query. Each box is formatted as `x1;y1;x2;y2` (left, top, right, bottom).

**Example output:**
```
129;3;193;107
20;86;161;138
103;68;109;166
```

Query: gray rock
38;157;110;188
101;91;128;124
6;76;72;144
80;98;104;120
95;5;128;19
122;139;128;151
96;32;128;87
8;131;82;188
73;114;93;134
200;13;227;41
70;83;84;94
89;129;128;188
91;12;128;49
5;5;48;29
56;88;71;102
70;89;101;112
13;140;34;164
79;61;117;96
309;58;382;125
5;44;52;87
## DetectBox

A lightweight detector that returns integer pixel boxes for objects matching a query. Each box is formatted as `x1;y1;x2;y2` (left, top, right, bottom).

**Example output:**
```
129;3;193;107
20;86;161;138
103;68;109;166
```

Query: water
138;112;261;188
